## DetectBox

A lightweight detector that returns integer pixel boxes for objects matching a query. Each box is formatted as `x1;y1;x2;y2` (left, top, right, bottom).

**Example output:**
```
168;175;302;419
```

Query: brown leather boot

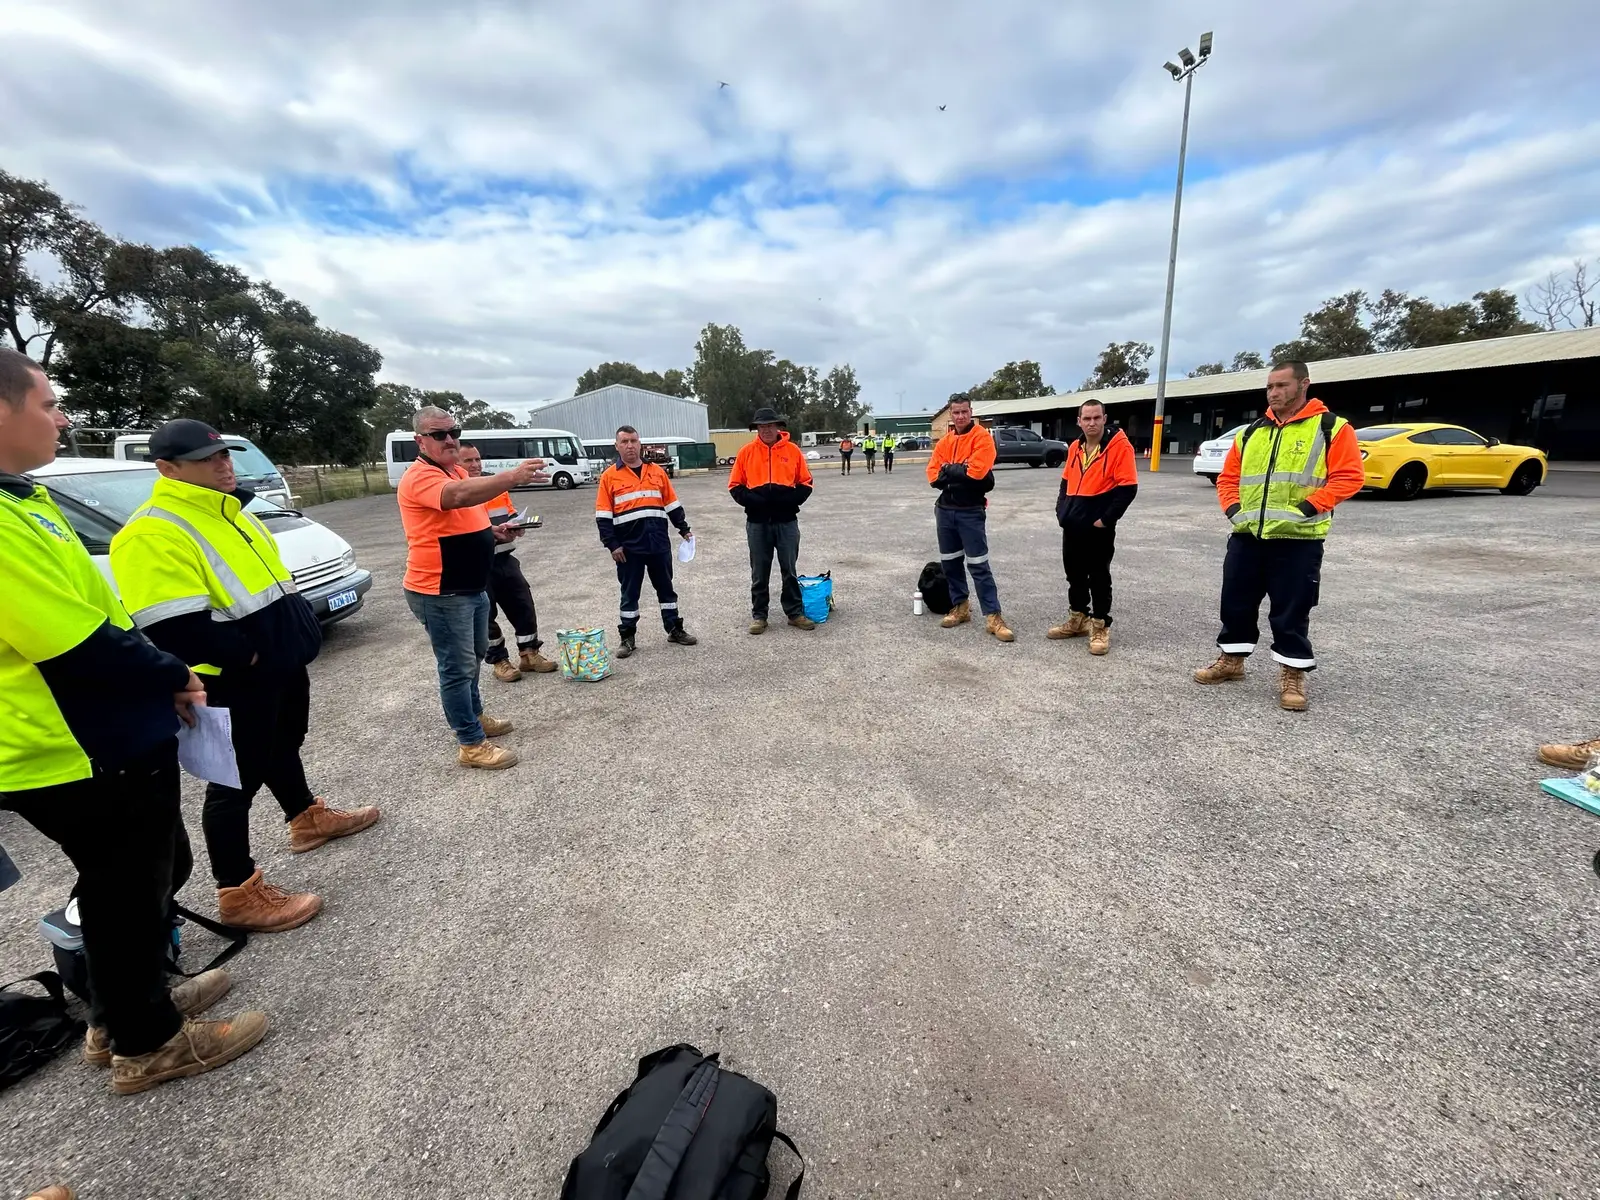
459;742;518;769
478;712;514;737
1279;666;1308;712
492;659;522;682
1046;612;1089;639
748;619;768;635
84;968;234;1066
519;648;557;674
1088;619;1110;656
26;1187;74;1200
1537;735;1600;770
287;797;380;853
940;600;971;628
110;1012;268;1095
1193;653;1246;684
217;869;322;933
985;612;1015;642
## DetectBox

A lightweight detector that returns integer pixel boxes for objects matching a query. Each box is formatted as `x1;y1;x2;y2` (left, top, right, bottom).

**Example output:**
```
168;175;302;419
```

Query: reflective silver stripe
1219;642;1255;653
595;509;614;518
1270;650;1316;669
1237;473;1270;486
128;595;212;627
660;602;677;610
615;489;663;503
620;610;640;618
965;554;989;565
664;500;683;513
939;550;963;561
612;509;667;525
1267;470;1327;486
1262;507;1324;523
132;506;292;620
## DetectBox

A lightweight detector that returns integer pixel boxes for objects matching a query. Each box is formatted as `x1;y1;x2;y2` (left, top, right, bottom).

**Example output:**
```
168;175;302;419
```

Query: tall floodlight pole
1149;31;1213;472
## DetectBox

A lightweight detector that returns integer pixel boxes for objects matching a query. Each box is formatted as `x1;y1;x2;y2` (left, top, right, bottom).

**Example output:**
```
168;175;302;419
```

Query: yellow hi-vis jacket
110;476;310;676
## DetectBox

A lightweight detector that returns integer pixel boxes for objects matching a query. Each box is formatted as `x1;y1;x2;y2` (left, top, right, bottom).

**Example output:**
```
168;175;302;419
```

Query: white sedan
1192;424;1248;483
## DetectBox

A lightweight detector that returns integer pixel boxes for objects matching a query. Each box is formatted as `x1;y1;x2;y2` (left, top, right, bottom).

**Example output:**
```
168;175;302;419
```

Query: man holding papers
110;418;378;932
0;348;266;1094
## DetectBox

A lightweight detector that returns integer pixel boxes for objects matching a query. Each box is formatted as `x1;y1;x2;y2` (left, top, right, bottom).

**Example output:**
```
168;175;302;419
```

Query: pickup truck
992;426;1069;468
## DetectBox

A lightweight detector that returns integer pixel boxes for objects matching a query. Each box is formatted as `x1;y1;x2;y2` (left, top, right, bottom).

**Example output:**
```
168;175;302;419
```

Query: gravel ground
2;463;1597;1200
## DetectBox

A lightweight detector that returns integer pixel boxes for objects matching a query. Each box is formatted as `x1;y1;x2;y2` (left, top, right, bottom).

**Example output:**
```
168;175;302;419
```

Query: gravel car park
2;467;1596;1198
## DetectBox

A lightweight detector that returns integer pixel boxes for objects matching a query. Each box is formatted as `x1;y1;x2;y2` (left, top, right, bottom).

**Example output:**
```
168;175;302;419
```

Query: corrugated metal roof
527;384;711;442
972;326;1600;418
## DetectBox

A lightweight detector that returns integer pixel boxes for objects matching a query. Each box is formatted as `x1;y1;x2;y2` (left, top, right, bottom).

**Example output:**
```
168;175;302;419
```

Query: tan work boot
110;1011;268;1095
1193;653;1246;684
27;1186;75;1200
1046;612;1090;640
1279;666;1308;712
1538;735;1600;770
788;615;817;630
217;869;322;933
1088;619;1110;656
459;741;518;770
985;612;1015;642
748;619;768;635
492;659;522;682
478;713;514;737
85;968;234;1066
287;797;380;853
520;648;557;674
940;600;971;628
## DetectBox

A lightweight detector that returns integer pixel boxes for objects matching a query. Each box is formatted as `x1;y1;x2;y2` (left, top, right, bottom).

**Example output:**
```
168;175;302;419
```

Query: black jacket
931;463;995;509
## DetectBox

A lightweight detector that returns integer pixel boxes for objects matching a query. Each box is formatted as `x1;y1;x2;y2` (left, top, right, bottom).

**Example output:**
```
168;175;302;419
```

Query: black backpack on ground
0;971;83;1092
917;561;953;615
561;1043;804;1200
44;901;247;1006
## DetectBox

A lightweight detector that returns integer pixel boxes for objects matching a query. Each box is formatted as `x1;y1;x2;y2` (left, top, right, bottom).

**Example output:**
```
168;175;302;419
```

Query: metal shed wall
530;385;711;442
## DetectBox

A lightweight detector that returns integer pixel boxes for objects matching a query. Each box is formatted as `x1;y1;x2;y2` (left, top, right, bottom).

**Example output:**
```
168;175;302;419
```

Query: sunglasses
423;427;464;441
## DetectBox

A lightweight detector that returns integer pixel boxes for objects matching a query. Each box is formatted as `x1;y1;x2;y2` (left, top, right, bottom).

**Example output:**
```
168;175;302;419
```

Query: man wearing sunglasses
399;408;546;768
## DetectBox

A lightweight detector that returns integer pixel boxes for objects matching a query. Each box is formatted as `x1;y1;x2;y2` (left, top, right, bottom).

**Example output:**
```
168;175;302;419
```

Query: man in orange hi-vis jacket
1047;399;1138;656
729;407;815;635
927;393;1013;642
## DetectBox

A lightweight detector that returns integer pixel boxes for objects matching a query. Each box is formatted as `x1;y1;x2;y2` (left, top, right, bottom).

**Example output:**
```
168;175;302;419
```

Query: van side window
474;438;522;459
391;440;420;463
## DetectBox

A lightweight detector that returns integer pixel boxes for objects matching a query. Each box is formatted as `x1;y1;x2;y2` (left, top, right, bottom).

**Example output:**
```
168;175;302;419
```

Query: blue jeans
405;590;489;745
935;505;1000;614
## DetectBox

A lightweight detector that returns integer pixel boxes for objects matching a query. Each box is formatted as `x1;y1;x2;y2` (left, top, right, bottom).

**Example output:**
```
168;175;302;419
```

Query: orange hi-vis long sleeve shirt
927;423;998;509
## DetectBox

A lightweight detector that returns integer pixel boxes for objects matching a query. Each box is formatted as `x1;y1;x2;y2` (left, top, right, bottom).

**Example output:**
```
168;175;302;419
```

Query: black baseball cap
149;419;231;462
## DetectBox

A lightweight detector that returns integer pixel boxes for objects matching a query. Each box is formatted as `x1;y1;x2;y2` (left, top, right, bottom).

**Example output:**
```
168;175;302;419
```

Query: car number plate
328;589;358;612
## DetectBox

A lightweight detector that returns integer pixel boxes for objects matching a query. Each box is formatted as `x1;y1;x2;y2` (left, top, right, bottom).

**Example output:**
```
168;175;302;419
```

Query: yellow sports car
1356;423;1548;500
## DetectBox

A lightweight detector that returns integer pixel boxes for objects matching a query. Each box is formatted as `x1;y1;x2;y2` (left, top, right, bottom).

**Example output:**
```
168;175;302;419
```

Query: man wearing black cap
110;419;378;933
729;407;816;634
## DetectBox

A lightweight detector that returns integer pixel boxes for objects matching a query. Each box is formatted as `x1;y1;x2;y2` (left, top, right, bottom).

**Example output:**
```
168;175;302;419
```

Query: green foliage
1230;350;1265;372
969;360;1055;402
575;361;693;397
686;322;865;430
1188;362;1225;377
1273;288;1540;364
1080;342;1152;389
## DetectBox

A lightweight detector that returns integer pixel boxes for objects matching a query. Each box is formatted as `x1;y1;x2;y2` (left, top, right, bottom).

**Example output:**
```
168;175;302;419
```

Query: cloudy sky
3;0;1597;414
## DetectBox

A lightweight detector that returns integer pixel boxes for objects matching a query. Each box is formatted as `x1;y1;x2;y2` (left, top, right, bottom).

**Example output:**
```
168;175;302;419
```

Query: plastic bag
798;572;834;624
556;628;613;682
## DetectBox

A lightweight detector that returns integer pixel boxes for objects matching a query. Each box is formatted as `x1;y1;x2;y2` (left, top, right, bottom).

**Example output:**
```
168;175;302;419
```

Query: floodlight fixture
1178;47;1196;67
1163;61;1182;78
1198;31;1214;58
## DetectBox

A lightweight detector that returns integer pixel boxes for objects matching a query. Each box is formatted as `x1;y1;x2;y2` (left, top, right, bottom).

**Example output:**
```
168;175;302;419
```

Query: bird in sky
719;81;730;89
938;104;946;111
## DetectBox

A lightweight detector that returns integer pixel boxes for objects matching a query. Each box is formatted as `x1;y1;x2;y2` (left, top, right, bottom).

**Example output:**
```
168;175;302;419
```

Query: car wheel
1388;463;1426;500
1027;459;1042;467
1500;460;1542;496
1045;451;1065;468
553;472;574;490
1203;474;1217;486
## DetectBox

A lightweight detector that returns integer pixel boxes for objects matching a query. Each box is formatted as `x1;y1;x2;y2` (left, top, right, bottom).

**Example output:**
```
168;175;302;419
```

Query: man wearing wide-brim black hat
728;407;816;634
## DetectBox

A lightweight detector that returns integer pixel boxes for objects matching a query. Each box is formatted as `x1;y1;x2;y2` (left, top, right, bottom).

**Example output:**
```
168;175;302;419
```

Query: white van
115;433;293;509
34;459;372;624
385;427;592;490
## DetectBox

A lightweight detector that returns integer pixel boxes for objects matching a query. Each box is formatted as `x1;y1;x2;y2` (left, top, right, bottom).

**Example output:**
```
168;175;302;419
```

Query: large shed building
528;384;711;443
929;327;1600;460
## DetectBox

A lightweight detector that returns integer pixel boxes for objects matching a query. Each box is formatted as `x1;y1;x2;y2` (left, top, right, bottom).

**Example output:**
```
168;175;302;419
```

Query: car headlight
339;548;357;572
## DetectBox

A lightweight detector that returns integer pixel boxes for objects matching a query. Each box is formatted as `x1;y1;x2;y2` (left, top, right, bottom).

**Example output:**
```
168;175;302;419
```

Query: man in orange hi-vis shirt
1048;399;1138;656
926;393;1013;642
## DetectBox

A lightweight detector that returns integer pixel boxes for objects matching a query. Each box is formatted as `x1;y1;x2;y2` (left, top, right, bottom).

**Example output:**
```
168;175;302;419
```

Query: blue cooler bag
798;572;834;624
557;628;613;682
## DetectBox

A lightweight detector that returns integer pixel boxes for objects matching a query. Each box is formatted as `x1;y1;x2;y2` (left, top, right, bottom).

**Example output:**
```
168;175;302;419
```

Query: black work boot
667;622;698;646
616;629;636;658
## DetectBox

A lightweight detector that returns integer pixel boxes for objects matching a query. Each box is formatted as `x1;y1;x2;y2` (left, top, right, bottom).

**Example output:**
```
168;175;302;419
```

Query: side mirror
1486;437;1501;447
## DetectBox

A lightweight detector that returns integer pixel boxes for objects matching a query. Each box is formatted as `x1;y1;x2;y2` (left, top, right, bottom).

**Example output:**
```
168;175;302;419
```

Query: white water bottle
912;591;923;615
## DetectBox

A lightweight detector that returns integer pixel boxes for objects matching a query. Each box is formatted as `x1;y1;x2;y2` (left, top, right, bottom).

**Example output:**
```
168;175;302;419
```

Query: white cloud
0;0;1596;410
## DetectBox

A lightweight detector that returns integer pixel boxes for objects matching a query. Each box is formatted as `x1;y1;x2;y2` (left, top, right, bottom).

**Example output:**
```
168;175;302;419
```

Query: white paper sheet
677;534;697;563
177;704;241;789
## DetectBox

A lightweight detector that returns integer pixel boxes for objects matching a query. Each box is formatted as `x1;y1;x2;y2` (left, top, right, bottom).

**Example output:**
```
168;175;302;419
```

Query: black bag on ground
917;561;953;614
42;900;247;1005
561;1043;804;1200
0;971;84;1092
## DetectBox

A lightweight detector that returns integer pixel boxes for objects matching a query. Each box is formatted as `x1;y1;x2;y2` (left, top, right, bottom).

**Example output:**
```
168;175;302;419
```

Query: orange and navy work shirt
728;432;814;523
1056;427;1139;527
595;460;690;553
926;422;997;509
399;455;494;595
